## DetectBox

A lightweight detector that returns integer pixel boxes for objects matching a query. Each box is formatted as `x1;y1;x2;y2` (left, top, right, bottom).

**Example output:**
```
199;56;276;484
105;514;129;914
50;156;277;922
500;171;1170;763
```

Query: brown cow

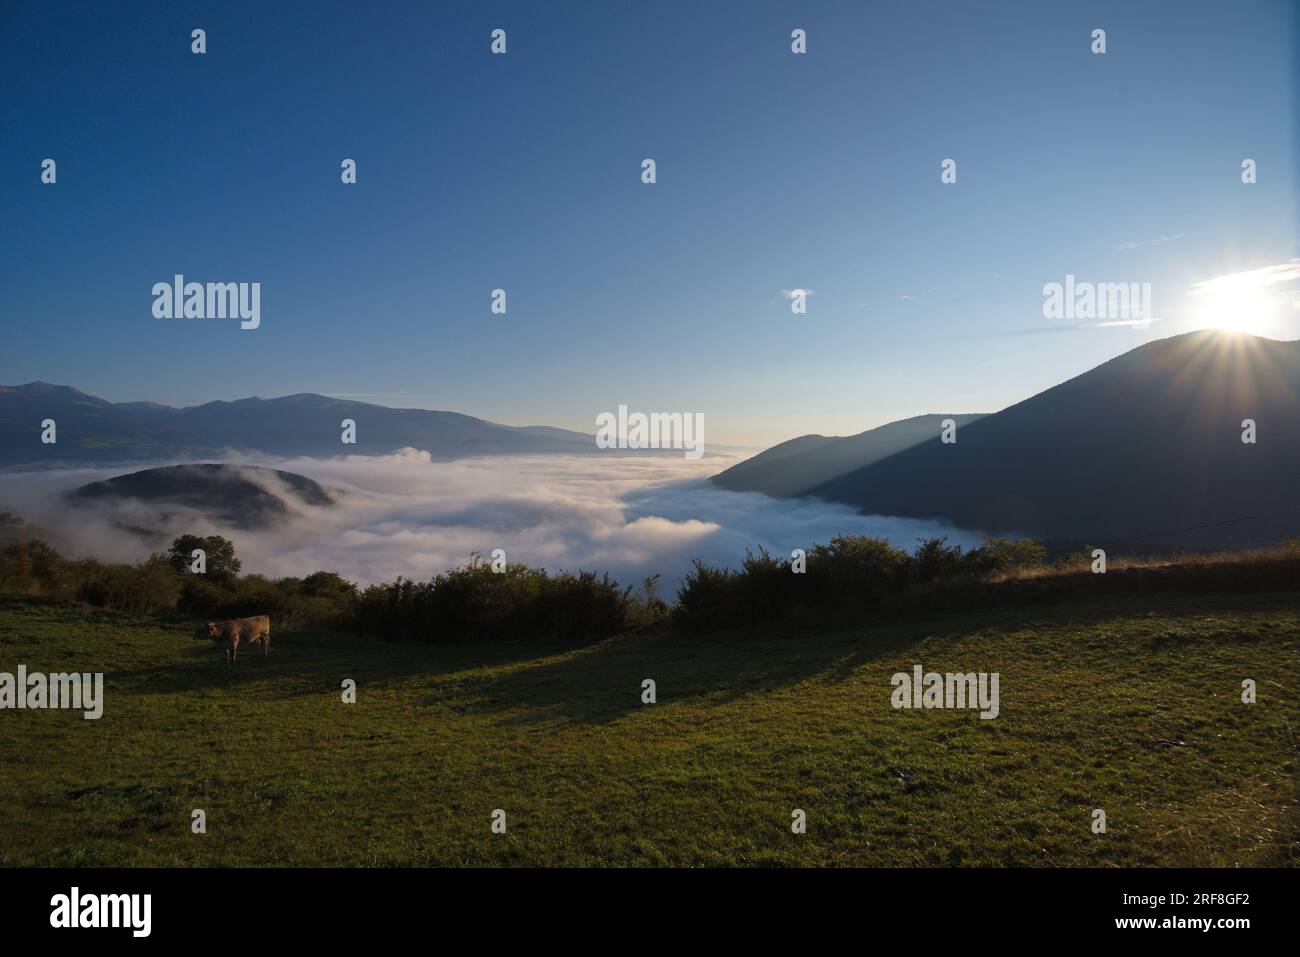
193;615;271;662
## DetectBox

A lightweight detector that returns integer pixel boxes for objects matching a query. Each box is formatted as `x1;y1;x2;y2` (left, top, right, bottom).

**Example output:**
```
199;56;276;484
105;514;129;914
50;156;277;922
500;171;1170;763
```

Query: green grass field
1;591;1297;867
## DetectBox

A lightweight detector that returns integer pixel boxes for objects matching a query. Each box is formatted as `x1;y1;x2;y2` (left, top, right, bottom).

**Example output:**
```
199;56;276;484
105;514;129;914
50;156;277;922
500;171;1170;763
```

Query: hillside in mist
67;463;334;533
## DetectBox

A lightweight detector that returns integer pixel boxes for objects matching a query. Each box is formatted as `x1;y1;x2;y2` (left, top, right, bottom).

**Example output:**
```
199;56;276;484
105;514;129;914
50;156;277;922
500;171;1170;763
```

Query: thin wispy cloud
1189;259;1300;296
1114;234;1184;252
1088;317;1161;329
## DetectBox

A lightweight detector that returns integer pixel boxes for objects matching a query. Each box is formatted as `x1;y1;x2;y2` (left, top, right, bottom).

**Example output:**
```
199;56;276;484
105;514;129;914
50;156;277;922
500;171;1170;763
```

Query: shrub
0;540;76;598
674;560;742;632
1052;547;1097;571
976;536;1048;572
177;575;231;617
807;535;910;603
300;570;358;604
674;534;1050;631
351;558;656;643
940;536;1049;579
907;537;969;584
77;554;182;615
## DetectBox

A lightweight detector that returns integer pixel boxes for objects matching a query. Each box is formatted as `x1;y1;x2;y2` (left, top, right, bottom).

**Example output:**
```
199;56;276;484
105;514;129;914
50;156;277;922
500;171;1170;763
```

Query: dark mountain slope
811;331;1300;546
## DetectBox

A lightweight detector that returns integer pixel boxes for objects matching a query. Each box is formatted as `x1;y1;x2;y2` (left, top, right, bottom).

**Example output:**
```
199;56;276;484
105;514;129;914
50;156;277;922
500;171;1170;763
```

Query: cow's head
193;622;218;641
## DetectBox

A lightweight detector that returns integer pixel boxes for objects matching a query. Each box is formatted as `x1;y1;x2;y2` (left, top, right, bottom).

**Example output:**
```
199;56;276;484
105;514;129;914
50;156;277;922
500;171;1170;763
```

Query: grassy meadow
1;589;1297;867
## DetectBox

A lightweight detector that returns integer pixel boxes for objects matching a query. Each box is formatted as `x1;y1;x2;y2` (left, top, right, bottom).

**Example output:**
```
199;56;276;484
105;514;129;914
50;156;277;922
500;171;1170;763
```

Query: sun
1192;286;1276;335
1188;261;1300;338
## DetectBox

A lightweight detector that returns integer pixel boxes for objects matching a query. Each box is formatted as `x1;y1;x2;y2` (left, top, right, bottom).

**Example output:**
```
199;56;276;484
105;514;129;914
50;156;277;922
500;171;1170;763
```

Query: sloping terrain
1;587;1295;866
808;332;1300;547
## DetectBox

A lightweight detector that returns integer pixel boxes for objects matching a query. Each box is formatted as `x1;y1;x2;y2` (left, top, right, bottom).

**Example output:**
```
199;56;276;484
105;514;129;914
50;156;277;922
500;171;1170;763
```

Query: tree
300;570;358;603
167;534;241;583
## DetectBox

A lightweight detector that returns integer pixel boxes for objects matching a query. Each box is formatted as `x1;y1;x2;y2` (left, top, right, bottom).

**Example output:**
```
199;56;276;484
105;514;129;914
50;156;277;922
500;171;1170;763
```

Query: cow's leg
262;633;270;657
229;638;238;662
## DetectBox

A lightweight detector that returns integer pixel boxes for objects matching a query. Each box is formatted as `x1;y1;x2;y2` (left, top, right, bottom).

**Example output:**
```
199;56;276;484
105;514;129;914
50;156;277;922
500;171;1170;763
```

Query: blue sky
1;0;1296;446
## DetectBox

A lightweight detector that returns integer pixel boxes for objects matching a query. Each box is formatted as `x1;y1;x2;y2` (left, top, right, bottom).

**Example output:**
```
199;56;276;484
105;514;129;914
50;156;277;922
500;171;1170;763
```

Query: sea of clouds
0;450;989;595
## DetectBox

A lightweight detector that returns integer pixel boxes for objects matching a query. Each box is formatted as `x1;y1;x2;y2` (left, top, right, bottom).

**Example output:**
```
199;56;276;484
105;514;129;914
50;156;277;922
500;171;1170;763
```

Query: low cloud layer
0;451;989;595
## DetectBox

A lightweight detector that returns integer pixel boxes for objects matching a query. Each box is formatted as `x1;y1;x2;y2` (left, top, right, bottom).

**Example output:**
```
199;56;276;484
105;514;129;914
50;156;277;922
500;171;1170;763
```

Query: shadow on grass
443;622;951;729
40;590;1300;720
109;626;596;698
442;590;1300;728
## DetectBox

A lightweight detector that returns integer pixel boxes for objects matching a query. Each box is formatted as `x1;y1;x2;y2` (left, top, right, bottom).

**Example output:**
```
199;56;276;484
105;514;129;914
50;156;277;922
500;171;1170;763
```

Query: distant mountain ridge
712;413;987;497
0;383;596;466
